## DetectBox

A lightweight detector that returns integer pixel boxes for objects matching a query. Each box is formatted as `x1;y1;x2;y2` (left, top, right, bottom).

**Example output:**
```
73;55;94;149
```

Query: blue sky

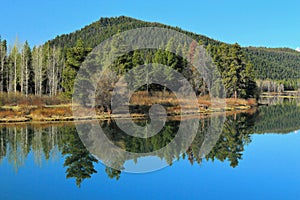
0;0;299;49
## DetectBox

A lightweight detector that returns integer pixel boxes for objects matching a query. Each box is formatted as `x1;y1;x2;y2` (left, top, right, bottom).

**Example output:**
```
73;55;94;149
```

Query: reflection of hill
254;102;300;134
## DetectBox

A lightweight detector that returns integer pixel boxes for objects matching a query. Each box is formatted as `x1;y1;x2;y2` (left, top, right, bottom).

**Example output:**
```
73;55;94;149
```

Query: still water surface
1;102;300;199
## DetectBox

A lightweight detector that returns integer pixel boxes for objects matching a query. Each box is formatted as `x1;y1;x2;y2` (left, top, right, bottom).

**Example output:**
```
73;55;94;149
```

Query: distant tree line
244;47;300;91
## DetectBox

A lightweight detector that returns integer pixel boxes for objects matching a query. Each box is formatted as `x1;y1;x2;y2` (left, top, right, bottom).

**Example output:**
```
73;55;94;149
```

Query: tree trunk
25;58;28;96
14;55;17;93
0;45;3;93
20;50;24;94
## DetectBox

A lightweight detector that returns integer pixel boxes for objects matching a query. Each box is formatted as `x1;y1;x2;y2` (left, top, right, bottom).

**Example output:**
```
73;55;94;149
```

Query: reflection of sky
1;133;300;200
124;156;169;173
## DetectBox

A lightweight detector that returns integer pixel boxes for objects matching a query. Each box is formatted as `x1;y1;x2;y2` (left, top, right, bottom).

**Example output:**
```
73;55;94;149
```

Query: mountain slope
48;16;300;82
48;16;223;49
244;47;300;80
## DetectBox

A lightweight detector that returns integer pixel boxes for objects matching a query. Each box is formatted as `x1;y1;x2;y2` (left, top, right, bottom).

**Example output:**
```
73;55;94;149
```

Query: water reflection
1;101;300;187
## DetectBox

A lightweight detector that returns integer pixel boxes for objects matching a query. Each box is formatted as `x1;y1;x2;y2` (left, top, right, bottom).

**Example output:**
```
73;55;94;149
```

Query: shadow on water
1;101;300;187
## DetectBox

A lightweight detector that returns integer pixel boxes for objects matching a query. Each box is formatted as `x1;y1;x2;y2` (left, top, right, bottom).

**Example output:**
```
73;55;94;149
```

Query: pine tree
208;43;257;99
62;39;91;99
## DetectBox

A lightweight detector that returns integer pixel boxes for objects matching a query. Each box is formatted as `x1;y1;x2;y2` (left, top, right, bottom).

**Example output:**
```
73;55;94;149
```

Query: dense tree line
0;32;258;104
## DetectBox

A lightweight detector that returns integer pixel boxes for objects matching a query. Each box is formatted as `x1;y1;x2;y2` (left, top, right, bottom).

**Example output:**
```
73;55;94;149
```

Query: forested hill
244;47;300;80
48;16;300;82
48;16;223;49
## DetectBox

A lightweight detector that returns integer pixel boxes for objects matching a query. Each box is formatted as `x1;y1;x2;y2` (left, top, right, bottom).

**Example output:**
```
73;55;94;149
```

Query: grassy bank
0;92;257;123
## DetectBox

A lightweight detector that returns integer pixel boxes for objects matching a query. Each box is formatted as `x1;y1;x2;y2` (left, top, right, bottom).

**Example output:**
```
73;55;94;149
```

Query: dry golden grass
0;109;20;118
30;107;73;118
226;98;257;106
130;91;179;105
0;91;257;123
0;92;69;107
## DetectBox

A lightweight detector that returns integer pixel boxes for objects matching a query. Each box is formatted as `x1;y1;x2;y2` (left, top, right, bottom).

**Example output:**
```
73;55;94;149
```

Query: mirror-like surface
1;101;300;199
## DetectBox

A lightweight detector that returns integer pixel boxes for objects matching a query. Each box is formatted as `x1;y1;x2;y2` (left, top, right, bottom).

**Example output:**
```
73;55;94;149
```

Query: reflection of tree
205;113;256;167
0;124;99;187
185;118;208;165
7;127;30;171
100;120;180;154
0;127;8;163
105;166;121;180
61;126;98;187
254;101;300;133
32;128;43;166
0;104;297;184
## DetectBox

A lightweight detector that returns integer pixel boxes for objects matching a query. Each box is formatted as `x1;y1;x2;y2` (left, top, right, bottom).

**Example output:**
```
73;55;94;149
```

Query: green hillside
48;16;300;82
244;47;300;80
48;16;223;49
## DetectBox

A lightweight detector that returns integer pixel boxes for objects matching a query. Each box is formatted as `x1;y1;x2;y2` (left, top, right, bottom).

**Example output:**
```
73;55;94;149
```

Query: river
1;101;300;199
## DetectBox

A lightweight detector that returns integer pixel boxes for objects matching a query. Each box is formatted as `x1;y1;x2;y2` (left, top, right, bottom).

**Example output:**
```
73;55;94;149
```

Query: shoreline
0;109;257;125
0;99;257;124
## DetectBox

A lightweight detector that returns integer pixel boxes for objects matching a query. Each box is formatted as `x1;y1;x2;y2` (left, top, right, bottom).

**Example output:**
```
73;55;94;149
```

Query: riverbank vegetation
0;92;256;123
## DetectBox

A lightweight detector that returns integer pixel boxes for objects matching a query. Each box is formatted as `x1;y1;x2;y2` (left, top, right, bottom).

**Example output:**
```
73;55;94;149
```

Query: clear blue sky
0;0;299;49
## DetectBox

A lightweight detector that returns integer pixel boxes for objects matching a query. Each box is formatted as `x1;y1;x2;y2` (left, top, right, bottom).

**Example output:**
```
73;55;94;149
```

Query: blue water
1;131;299;200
